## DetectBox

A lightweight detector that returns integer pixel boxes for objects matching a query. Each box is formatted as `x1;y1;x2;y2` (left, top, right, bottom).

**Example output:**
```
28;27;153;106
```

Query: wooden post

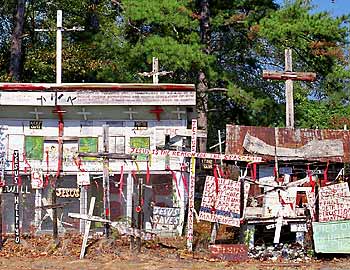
262;48;316;128
187;119;197;251
13;150;20;244
136;177;143;253
52;189;58;242
239;177;245;244
80;197;96;259
0;191;2;250
103;124;110;237
315;180;320;222
285;48;294;128
138;57;172;84
130;191;135;251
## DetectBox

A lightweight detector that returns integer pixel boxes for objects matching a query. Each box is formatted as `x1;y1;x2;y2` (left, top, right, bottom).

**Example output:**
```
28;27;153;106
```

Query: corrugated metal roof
226;125;350;162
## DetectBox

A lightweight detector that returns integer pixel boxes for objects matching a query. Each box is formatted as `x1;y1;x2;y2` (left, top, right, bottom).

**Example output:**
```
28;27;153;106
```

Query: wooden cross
129;119;262;251
35;10;84;84
138;57;172;84
77;107;91;121
123;106;138;120
78;125;132;237
29;107;44;120
263;48;316;128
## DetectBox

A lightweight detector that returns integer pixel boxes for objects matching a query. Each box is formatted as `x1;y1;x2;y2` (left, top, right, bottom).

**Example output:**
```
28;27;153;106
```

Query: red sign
209;244;248;261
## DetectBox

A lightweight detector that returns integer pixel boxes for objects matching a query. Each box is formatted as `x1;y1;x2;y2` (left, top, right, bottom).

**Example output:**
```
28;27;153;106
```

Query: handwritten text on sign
153;206;180;228
209;244;248;261
199;176;250;227
319;183;350;222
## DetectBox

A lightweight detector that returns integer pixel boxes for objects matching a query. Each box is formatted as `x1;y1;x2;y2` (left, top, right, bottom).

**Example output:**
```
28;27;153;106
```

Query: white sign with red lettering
199;176;250;227
31;168;43;189
77;172;90;186
319;182;350;222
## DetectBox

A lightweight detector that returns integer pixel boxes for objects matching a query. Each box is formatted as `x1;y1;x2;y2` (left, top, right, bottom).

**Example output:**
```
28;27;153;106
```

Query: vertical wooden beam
152;57;159;84
239;177;245;244
136;177;143;253
103;124;110;237
285;48;294;128
187;119;197;251
80;197;96;259
13;150;20;244
52;189;58;242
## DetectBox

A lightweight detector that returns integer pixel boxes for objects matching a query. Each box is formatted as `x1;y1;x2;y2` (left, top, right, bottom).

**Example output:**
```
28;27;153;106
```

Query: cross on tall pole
263;48;316;128
35;10;84;84
138;57;172;84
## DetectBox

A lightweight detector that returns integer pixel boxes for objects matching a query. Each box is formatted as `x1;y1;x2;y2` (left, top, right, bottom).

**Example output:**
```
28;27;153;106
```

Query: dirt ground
0;234;348;270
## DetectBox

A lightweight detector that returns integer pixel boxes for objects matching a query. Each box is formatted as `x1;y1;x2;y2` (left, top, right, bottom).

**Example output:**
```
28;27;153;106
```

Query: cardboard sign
153;206;180;229
319;183;350;222
209;244;248;261
199;176;249;227
77;172;90;186
313;220;350;253
290;223;307;232
31;169;43;189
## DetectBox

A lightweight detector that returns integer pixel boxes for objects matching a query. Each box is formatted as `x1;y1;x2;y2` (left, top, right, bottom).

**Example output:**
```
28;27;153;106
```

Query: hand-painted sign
313;220;350;253
199;176;250;227
77;172;90;186
31;169;43;189
13;150;20;244
56;188;80;198
153;206;180;229
29;120;42;129
209;244;248;261
319;183;350;222
0;185;30;194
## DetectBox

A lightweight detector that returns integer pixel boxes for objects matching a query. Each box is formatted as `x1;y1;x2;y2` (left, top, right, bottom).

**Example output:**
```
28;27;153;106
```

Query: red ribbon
307;164;315;192
22;153;31;173
146;162;150;185
131;170;138;184
279;192;294;210
180;163;188;194
213;164;219;195
166;166;181;199
119;165;124;194
324;161;329;183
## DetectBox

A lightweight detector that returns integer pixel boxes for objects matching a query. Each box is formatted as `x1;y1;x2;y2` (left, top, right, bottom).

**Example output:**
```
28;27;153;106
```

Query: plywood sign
199;176;249;227
319;182;350;222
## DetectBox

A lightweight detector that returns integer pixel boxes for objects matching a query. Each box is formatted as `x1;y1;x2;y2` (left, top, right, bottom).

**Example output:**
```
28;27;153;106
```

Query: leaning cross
138;57;172;84
263;48;316;128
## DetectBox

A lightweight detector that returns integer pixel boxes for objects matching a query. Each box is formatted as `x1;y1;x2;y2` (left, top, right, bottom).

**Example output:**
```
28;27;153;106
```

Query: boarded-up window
79;137;98;161
130;137;150;161
25;136;44;160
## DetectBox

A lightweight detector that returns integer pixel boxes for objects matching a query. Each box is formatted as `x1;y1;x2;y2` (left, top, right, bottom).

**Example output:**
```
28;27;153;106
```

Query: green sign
130;137;150;161
79;137;98;161
25;136;44;160
313;220;350;253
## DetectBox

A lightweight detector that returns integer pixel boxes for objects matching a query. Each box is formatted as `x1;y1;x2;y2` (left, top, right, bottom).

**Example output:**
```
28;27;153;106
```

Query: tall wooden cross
138;57;172;84
263;48;316;128
35;10;84;84
78;125;131;237
129;119;262;251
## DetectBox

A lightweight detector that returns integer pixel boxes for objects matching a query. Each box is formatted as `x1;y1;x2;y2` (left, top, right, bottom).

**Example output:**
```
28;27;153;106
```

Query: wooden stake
52;188;58;242
103;124;110;237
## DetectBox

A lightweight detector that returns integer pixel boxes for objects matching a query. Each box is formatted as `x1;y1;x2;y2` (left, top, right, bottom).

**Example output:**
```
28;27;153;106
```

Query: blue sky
275;0;350;17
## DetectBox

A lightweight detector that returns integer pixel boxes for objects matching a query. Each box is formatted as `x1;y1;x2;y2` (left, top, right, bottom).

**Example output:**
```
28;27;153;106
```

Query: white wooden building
0;82;197;235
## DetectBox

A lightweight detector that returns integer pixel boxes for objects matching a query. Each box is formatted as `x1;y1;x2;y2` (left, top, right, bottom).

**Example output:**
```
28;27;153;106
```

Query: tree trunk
197;0;210;152
87;0;100;33
9;0;26;82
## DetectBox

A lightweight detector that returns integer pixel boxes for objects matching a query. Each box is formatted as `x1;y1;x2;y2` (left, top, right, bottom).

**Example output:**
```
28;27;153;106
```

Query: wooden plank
209;244;248;261
78;152;131;159
262;71;316;81
102;125;110;237
80;197;96;259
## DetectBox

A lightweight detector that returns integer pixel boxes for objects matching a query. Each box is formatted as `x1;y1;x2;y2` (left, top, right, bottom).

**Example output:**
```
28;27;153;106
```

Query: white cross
138;57;172;84
171;107;186;120
77;107;91;121
123;106;138;120
35;10;84;84
29;107;44;120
